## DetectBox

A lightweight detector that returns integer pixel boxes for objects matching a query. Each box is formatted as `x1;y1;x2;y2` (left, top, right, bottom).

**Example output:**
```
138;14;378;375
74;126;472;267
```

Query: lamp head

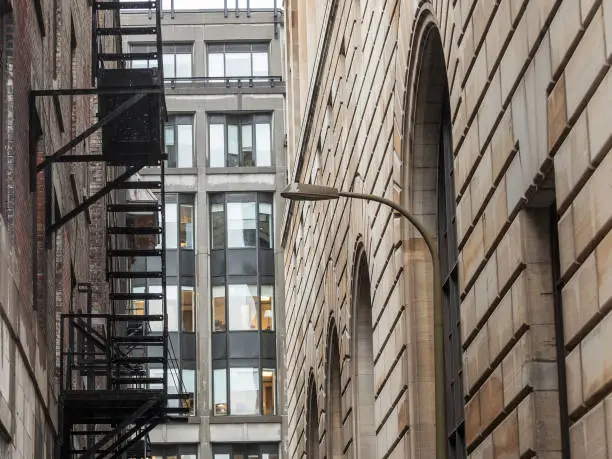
281;183;340;201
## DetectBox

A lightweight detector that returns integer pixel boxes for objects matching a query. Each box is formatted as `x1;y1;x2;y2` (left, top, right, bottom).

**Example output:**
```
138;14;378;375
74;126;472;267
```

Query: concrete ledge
210;422;281;443
149;423;200;444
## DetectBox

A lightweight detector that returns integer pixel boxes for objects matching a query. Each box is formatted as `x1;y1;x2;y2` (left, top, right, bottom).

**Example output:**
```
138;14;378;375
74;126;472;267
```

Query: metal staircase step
112;314;164;322
112;377;164;385
108;271;163;279
112;335;164;344
98;52;159;61
111;292;164;301
108;203;161;213
108;249;163;257
107;226;162;235
97;26;158;36
95;1;157;10
115;181;162;190
113;356;165;365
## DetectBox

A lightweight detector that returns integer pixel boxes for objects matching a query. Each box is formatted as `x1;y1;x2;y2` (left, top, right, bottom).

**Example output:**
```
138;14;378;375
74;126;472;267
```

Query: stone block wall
283;0;612;458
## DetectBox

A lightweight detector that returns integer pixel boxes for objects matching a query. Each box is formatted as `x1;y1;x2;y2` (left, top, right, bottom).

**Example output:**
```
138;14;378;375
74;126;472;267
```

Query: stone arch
306;371;320;459
350;243;376;458
398;4;464;458
326;319;343;459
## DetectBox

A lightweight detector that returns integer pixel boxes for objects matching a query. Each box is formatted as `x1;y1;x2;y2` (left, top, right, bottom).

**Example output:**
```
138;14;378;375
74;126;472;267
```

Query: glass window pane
241;123;254;167
210;203;226;249
252;52;269;76
261;285;274;331
163;53;175;78
227;124;239;167
180;204;194;249
262;454;279;459
175;53;192;78
225;52;251;77
131;59;149;69
209;123;225;167
149;285;163;332
204;0;225;8
250;0;275;8
255;122;272;166
132;286;145;315
262;368;275;415
177;124;193;168
214;455;230;459
227;202;256;248
237;0;248;8
181;286;195;332
229;368;260;415
214;368;227;415
258;202;273;248
174;0;203;9
208;53;225;78
161;0;172;10
212;285;226;332
167;285;179;332
228;284;258;331
149;368;163;389
166;203;178;249
181;369;196;415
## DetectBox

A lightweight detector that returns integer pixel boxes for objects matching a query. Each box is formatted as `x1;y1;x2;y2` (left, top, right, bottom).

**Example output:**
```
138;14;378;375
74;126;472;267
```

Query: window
166;203;178;249
209;114;272;168
213;286;226;332
181;286;195;332
131;43;193;79
165;115;194;168
212;444;279;459
258;203;273;249
180;204;194;248
227;202;257;248
207;43;269;78
228;284;258;330
212;285;274;332
212;367;276;416
162;0;277;9
211;204;226;249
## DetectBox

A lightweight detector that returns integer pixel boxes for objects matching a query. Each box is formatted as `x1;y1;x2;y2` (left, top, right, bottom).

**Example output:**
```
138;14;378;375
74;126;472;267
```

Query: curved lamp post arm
338;190;447;459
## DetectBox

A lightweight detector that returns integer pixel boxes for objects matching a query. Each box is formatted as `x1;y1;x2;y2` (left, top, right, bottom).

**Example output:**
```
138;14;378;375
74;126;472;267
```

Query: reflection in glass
225;53;251;77
227;202;257;248
209;123;225;167
177;125;193;168
227;124;239;167
258;203;273;248
181;286;195;332
167;285;179;332
166;203;178;249
180;204;194;249
211;203;226;249
212;286;226;332
132;286;145;315
214;368;227;415
149;285;163;332
182;369;196;415
229;367;259;415
241;123;254;166
260;285;274;331
208;53;224;78
255;122;271;166
262;368;275;415
228;284;258;330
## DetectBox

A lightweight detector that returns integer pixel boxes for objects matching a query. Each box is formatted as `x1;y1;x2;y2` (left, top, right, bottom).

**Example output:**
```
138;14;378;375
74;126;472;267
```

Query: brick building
282;1;612;458
0;1;118;458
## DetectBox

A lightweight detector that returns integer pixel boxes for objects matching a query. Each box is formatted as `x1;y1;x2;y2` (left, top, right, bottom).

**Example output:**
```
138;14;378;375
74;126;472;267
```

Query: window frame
206;42;270;79
165;114;195;169
130;42;193;79
208;113;273;168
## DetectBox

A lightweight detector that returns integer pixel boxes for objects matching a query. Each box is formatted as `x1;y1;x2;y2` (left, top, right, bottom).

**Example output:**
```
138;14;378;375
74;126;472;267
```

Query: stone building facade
282;1;612;458
0;1;116;458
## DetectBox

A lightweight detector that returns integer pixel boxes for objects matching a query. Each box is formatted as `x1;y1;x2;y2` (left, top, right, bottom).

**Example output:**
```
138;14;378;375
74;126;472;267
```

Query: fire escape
30;2;191;458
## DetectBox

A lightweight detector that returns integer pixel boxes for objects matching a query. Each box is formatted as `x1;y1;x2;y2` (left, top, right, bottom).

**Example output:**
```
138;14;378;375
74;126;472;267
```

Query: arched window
351;251;376;458
410;26;466;458
326;324;342;459
306;374;319;459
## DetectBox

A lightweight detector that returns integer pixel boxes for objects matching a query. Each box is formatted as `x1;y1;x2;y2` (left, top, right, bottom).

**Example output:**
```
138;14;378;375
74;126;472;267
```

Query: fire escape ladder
44;2;191;459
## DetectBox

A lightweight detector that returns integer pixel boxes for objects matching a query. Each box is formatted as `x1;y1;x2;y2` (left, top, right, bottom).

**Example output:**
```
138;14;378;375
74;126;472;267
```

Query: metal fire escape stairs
30;2;191;458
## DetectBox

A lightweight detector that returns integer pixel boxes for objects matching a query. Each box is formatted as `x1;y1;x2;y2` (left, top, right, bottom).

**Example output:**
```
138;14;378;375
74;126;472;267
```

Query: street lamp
282;182;447;459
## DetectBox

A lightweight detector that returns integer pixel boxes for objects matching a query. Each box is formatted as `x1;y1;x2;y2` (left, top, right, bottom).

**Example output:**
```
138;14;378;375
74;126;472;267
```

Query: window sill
207;166;276;174
209;415;281;424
